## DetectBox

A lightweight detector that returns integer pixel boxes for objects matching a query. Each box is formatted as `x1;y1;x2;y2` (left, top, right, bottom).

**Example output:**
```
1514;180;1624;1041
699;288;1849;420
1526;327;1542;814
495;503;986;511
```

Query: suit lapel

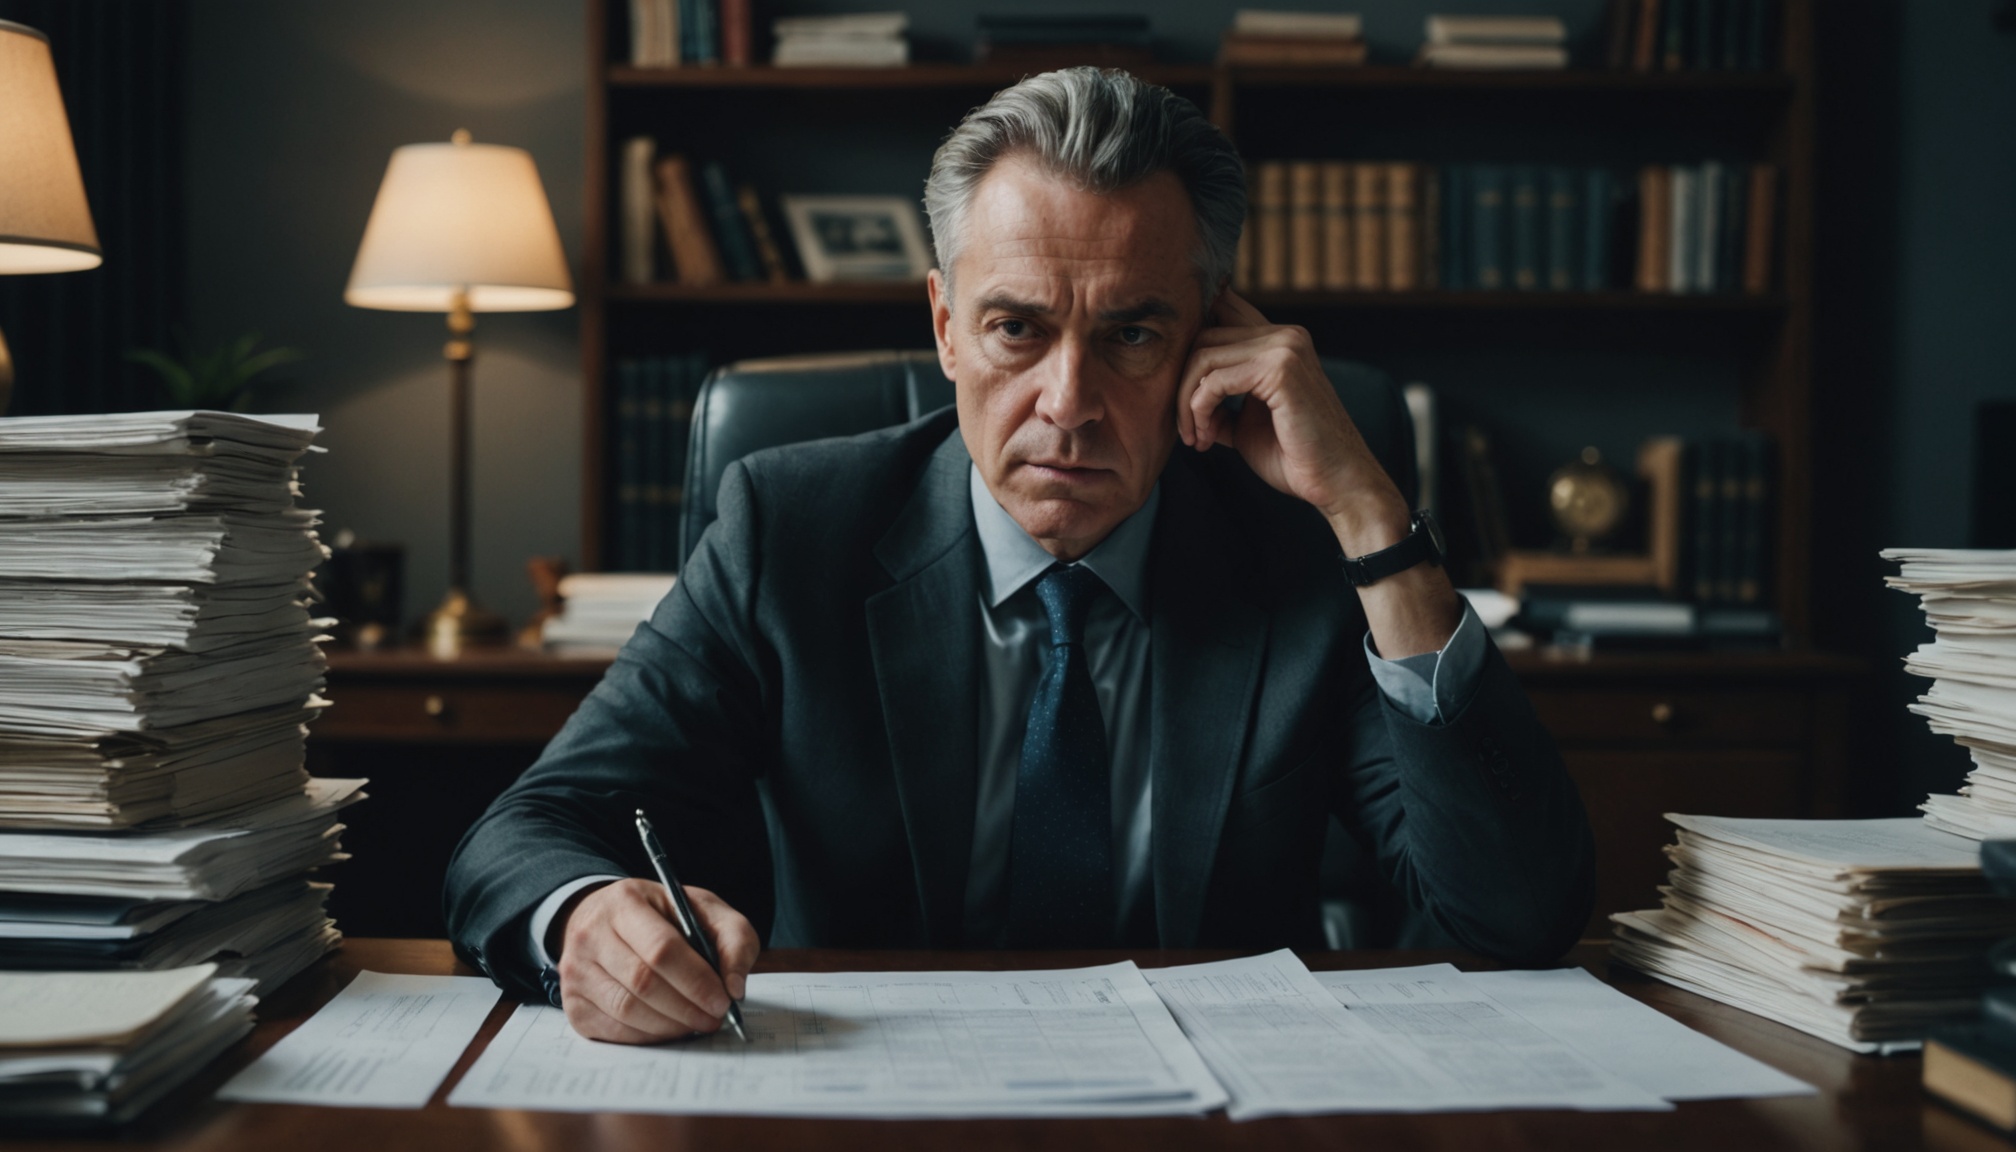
1149;455;1269;947
865;431;981;947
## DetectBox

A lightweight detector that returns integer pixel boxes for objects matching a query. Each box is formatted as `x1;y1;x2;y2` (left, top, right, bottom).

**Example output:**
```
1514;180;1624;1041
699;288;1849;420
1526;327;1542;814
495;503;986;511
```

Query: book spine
700;161;761;281
1696;161;1722;293
1747;0;1775;69
621;137;658;284
1602;0;1636;70
1256;162;1289;291
1470;165;1506;291
1668;164;1695;294
1320;162;1352;291
1545;166;1578;291
720;0;750;65
654;155;726;285
1443;166;1475;292
677;0;695;63
1420;166;1441;290
640;358;667;570
1509;165;1542;291
696;0;720;65
629;0;651;65
1716;436;1745;603
1581;168;1613;290
660;0;679;68
1717;162;1748;294
1352;163;1386;290
1635;165;1668;292
1743;163;1778;294
1693;0;1720;70
1721;0;1749;69
1633;0;1662;71
1386;163;1420;291
1737;433;1771;605
1691;438;1719;603
1661;0;1689;71
615;359;643;570
736;185;788;282
1289;161;1323;291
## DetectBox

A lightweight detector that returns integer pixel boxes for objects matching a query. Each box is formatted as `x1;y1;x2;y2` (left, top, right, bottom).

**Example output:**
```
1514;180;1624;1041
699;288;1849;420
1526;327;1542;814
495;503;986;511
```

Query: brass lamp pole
345;129;574;656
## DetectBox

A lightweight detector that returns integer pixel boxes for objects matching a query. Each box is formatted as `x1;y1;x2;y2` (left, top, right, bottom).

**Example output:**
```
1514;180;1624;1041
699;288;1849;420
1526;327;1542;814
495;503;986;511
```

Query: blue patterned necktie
1006;563;1114;948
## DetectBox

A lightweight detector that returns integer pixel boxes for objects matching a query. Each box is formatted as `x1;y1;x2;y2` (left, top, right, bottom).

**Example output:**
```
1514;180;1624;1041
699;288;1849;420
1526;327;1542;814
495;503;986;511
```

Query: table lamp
0;20;104;413
345;129;574;656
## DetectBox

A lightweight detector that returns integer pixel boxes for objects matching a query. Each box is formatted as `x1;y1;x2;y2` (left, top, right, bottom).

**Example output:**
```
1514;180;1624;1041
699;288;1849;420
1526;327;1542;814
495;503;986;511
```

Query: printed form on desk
1142;951;1673;1119
448;962;1227;1118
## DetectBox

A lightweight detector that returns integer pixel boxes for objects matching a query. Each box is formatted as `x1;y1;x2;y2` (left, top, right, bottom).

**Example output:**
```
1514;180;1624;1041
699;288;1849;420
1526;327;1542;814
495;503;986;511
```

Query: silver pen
634;809;749;1042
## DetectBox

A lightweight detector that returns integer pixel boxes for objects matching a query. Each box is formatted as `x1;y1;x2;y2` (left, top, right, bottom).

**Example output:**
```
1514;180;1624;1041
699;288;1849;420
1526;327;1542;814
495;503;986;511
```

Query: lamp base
422;587;510;658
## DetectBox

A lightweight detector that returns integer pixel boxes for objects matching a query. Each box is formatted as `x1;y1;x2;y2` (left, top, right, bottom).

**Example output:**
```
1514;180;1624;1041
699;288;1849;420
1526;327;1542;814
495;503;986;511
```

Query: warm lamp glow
345;130;573;312
0;20;101;274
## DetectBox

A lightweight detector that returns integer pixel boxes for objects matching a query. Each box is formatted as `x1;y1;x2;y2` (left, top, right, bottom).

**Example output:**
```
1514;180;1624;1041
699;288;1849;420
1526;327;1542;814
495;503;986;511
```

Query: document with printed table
448;961;1227;1118
1142;951;1671;1119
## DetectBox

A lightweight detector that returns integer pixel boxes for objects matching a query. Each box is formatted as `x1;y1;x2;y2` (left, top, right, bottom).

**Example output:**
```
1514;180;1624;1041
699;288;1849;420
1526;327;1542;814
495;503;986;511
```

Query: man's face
930;156;1206;561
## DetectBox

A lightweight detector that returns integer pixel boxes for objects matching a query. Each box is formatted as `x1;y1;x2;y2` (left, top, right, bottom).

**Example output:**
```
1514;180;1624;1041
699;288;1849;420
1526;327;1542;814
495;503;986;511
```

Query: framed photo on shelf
780;195;932;282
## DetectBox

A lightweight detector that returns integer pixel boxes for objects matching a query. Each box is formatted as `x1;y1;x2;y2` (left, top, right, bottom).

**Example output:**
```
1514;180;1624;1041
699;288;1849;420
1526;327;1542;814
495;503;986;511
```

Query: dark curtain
0;1;186;414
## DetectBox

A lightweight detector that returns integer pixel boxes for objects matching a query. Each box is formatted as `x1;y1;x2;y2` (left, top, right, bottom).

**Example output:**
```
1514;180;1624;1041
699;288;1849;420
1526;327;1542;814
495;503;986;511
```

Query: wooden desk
6;939;1991;1152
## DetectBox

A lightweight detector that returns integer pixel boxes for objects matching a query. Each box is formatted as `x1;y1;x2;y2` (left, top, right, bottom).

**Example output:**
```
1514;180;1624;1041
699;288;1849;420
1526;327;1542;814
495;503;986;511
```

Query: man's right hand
551;877;760;1043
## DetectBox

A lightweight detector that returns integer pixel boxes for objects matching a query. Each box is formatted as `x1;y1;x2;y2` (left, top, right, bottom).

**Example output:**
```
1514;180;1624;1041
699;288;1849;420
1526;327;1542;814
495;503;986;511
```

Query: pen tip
635;808;646;819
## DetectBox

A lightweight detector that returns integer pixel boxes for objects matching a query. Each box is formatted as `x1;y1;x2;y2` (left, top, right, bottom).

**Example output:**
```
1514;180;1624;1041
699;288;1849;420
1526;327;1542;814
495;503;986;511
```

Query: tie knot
1034;564;1104;647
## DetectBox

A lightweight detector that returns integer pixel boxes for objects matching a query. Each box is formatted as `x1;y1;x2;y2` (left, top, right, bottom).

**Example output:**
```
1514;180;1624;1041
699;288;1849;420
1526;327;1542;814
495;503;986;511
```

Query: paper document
1456;967;1815;1100
0;963;217;1046
218;971;499;1108
449;962;1226;1118
1143;951;1668;1119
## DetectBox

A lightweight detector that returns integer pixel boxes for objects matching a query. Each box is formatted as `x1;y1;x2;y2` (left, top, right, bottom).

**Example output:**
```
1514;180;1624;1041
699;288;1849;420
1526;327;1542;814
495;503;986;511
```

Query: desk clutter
1887;549;2016;840
216;951;1809;1119
0;411;363;1126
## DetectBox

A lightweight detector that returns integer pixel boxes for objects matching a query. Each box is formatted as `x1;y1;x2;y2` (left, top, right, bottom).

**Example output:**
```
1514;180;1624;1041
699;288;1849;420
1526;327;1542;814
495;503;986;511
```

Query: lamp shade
345;132;574;312
0;20;101;274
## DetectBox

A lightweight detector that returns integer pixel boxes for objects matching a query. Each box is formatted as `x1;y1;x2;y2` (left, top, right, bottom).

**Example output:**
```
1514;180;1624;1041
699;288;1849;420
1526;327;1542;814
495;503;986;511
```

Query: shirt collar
968;462;1157;620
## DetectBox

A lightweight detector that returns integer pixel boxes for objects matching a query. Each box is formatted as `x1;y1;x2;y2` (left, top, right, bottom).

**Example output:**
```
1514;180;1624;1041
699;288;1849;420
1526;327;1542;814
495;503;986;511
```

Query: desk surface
7;939;1995;1152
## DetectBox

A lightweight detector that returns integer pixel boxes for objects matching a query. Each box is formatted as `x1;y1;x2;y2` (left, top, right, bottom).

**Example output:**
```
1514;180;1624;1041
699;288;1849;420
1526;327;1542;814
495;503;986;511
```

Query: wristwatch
1339;510;1447;587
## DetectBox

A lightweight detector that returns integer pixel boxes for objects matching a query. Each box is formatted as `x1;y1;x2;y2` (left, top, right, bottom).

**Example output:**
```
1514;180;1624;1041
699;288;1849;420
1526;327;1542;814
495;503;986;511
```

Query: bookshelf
546;0;1859;931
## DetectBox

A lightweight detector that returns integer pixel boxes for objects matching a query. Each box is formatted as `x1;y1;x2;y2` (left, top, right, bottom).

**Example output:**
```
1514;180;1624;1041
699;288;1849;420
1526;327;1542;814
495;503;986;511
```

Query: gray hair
923;67;1246;303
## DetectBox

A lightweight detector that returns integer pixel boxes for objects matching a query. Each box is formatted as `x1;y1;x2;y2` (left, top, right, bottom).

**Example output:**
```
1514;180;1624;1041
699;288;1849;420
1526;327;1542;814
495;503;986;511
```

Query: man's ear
927;268;957;382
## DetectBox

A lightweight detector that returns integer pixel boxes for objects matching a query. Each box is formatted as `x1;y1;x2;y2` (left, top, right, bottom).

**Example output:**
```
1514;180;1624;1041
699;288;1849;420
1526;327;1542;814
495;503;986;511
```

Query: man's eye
1116;326;1152;346
998;319;1029;338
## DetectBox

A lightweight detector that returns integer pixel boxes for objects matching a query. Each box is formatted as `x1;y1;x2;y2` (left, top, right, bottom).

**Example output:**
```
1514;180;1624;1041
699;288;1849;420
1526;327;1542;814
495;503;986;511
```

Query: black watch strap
1339;511;1446;587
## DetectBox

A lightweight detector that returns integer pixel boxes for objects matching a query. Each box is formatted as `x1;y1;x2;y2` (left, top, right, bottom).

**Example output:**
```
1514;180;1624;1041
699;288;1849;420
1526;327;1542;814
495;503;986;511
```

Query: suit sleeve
1332;639;1595;966
442;462;776;998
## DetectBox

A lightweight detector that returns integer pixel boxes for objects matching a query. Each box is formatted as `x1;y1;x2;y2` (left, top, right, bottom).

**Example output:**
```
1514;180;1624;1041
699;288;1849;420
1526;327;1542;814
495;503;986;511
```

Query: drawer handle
1650;702;1676;726
424;694;450;720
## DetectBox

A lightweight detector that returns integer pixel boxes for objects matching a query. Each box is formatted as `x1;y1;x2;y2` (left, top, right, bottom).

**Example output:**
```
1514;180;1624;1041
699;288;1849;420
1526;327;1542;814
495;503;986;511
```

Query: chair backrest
678;349;1417;567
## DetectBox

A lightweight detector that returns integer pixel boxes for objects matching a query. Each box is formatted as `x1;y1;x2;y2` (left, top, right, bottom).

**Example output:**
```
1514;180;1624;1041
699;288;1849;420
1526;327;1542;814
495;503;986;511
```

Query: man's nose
1034;340;1101;430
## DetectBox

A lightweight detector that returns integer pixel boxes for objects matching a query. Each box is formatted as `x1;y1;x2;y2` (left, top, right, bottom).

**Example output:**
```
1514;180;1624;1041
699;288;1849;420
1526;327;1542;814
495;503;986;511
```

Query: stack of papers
1417;15;1568;70
0;412;352;1026
541;572;675;654
1884;548;2016;839
0;963;257;1127
1612;815;2010;1052
771;11;908;67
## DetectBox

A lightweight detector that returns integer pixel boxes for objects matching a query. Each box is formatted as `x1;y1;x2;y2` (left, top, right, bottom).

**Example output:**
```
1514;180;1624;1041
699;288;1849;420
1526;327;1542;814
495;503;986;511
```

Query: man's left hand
1176;291;1410;554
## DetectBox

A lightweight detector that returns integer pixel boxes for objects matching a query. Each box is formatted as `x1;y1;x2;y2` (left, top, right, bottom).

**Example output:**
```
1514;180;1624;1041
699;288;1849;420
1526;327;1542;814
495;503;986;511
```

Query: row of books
626;0;751;67
609;353;710;573
1600;0;1780;73
1237;159;1778;296
1682;431;1774;608
619;139;793;287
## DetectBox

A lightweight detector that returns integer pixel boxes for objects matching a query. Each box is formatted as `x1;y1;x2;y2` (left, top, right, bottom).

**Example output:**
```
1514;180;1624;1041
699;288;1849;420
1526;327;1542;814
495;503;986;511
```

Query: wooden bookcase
567;0;1852;925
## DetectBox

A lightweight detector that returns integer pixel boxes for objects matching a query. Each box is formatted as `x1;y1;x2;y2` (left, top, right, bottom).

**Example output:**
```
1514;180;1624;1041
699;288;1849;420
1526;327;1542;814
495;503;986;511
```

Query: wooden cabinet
1510;649;1865;935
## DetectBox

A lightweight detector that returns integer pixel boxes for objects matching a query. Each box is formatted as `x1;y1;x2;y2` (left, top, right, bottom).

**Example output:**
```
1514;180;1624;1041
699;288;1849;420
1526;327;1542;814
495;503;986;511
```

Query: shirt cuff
1363;599;1488;725
529;874;625;970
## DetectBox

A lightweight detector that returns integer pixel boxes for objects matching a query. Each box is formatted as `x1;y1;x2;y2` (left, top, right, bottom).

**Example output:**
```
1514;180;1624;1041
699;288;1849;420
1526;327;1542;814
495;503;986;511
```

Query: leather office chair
679;349;1417;563
675;348;1444;950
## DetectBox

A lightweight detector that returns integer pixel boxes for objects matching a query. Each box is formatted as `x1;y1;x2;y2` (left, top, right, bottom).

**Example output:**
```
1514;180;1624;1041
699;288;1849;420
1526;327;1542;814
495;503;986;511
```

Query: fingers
689;886;761;1002
556;878;753;1043
611;887;734;1022
566;955;699;1039
564;991;666;1045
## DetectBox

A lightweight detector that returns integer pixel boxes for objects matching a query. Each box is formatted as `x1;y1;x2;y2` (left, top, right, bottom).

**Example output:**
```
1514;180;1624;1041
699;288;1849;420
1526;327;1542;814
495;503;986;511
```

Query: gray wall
187;0;586;628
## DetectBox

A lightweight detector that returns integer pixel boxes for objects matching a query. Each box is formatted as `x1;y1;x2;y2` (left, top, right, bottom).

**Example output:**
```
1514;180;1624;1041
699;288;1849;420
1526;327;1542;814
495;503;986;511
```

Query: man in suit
446;68;1593;1044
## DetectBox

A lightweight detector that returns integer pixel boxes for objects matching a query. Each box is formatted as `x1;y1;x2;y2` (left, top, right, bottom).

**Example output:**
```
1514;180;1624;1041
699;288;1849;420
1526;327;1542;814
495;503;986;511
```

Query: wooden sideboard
312;646;1866;940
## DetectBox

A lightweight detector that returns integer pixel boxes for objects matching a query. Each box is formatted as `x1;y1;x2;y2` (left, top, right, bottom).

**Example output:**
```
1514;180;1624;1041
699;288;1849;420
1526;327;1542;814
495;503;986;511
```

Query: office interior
0;0;2013;1143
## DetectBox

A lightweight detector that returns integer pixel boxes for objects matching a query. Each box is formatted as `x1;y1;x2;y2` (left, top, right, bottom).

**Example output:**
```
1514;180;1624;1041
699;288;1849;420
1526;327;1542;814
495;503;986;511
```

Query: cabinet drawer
1529;687;1809;748
315;682;592;744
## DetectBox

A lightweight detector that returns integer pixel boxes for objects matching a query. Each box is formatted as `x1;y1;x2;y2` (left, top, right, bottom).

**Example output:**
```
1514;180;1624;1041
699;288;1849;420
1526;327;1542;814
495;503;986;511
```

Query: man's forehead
955;161;1200;312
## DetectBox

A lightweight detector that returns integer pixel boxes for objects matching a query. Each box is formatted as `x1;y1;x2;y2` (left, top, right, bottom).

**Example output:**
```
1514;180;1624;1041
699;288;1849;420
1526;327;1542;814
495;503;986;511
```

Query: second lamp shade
346;133;573;313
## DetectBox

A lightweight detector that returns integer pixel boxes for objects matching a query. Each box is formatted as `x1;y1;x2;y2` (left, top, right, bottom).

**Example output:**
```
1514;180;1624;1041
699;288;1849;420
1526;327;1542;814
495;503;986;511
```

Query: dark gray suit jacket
445;409;1594;998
